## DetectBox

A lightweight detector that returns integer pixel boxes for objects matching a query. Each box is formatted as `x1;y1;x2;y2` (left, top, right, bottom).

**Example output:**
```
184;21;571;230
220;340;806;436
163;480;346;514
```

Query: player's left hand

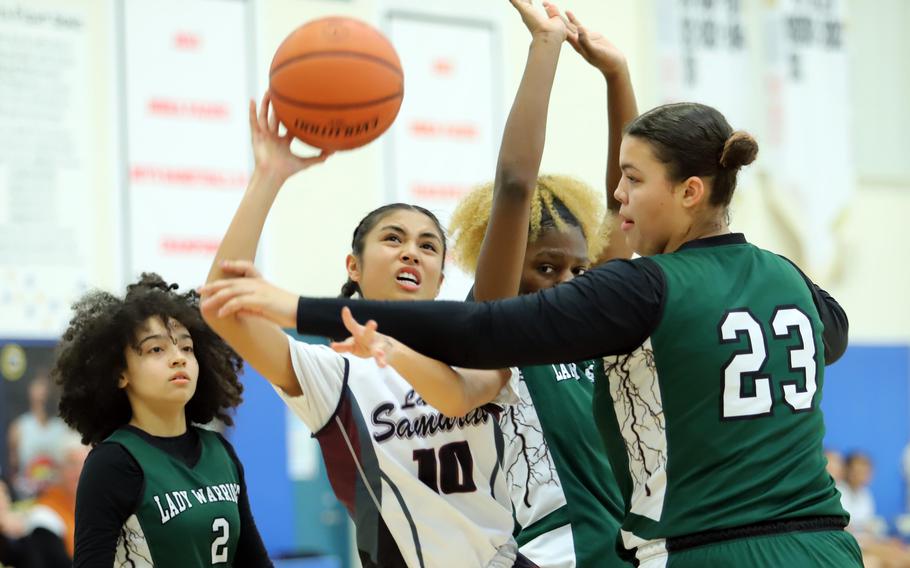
565;10;628;79
330;307;395;368
199;263;298;328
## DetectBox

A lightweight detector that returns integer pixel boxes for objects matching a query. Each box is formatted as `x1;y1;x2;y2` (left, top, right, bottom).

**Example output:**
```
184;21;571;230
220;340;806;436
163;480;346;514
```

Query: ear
345;254;361;283
118;374;129;389
679;176;707;209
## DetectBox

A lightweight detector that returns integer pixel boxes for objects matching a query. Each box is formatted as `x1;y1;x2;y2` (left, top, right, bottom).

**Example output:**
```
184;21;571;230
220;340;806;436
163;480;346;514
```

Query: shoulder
84;440;142;476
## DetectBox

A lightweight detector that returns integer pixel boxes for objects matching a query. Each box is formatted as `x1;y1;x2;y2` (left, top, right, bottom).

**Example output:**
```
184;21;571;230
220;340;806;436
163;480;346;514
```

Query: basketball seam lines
270;89;403;111
270;50;403;78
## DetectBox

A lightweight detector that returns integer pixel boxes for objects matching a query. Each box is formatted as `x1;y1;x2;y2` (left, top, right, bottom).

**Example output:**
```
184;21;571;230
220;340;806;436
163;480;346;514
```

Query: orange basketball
269;17;404;151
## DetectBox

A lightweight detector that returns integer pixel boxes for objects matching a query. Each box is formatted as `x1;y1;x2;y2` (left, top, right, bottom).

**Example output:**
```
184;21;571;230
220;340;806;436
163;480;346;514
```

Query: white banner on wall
383;11;502;300
0;3;98;337
654;0;753;129
122;0;251;288
763;0;851;278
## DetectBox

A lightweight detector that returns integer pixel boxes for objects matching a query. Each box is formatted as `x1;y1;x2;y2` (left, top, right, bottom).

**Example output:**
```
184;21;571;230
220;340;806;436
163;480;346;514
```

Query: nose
400;242;420;264
170;345;187;367
558;269;575;285
613;182;628;205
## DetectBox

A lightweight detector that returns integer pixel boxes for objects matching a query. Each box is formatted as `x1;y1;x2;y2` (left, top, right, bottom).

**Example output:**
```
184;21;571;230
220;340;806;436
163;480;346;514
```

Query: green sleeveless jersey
107;427;242;567
593;241;847;554
512;362;626;567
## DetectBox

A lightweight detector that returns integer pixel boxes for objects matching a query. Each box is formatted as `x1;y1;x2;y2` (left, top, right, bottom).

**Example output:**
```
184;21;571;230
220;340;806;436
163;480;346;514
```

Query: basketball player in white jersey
200;93;536;568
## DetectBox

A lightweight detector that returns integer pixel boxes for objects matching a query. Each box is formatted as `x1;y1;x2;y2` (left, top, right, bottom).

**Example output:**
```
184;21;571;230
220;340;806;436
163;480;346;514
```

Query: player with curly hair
55;274;271;567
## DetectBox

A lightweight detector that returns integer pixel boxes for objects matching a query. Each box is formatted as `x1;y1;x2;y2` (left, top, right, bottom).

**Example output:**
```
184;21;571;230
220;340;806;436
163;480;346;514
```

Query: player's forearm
494;35;561;193
604;62;637;212
205;168;284;284
384;339;477;417
475;36;561;300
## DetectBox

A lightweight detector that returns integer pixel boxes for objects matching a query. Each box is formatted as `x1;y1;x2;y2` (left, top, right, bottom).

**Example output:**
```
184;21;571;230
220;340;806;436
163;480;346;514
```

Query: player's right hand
249;91;333;181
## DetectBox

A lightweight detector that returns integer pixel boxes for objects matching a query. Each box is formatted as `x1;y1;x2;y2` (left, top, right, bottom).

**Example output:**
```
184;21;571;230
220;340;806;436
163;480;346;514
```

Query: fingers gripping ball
269;17;404;151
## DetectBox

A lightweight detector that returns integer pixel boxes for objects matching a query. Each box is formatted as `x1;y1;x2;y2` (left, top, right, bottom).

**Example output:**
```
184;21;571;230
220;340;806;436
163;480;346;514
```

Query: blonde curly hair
449;174;610;274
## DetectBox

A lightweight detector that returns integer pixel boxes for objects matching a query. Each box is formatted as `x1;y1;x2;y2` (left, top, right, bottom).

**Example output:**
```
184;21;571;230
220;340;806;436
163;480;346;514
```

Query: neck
664;216;729;254
128;401;188;437
31;405;47;422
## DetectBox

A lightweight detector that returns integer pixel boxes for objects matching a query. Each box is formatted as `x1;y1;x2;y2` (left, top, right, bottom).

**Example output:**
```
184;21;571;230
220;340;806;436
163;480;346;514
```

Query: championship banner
382;11;502;300
763;0;851;279
122;0;252;288
654;0;753;129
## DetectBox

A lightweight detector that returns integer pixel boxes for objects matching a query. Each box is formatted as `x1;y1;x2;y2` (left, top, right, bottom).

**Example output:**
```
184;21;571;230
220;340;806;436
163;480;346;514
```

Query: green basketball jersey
514;361;626;567
107;427;242;567
592;241;847;555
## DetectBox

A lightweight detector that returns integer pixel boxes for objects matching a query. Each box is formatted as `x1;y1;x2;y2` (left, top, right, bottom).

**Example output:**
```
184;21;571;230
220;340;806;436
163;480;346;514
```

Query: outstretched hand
199;260;298;328
330;307;396;367
565;10;628;78
250;91;333;180
510;0;568;41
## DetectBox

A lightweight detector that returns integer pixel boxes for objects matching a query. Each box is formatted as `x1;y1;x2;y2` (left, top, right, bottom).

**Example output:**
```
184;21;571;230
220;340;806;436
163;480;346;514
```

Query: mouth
170;372;191;384
395;267;421;291
618;213;634;232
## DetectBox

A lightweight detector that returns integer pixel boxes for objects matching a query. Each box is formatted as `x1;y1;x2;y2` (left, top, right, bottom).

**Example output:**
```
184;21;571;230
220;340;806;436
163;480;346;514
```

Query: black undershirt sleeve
73;442;143;567
297;258;666;368
214;433;273;567
781;257;850;364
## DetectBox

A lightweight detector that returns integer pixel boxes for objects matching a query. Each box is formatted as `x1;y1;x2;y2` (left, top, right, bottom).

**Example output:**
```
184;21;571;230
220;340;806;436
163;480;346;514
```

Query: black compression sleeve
297;258;665;368
781;257;850;364
73;443;143;567
215;434;273;567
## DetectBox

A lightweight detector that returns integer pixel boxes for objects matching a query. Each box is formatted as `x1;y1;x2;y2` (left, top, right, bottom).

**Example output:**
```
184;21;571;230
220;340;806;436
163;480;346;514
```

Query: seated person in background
23;437;89;565
827;448;846;484
7;373;72;500
839;451;910;568
839;452;883;537
0;438;88;567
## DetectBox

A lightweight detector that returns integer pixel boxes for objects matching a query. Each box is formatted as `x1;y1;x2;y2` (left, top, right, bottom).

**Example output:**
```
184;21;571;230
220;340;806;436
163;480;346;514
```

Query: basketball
269;17;404;151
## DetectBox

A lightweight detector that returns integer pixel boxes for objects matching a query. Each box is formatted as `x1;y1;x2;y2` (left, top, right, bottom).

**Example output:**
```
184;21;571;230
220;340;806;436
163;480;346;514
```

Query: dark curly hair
54;273;244;445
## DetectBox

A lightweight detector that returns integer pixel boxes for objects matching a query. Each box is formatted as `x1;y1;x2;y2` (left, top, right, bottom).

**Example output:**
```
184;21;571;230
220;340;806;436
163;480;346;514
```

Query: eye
625;175;639;184
537;264;555;275
573;266;588;276
383;234;402;243
420;242;438;252
149;346;164;354
182;345;194;353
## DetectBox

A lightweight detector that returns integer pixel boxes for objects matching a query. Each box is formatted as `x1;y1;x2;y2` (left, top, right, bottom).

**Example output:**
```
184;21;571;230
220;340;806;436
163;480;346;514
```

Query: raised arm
201;93;330;396
331;308;512;416
473;0;566;301
566;10;638;263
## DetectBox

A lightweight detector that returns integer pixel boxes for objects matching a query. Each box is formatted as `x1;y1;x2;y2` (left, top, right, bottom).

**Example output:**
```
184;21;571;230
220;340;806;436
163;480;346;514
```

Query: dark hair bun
719;131;759;169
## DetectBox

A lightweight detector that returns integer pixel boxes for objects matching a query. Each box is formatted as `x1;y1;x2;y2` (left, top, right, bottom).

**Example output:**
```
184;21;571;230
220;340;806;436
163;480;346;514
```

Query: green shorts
664;529;862;568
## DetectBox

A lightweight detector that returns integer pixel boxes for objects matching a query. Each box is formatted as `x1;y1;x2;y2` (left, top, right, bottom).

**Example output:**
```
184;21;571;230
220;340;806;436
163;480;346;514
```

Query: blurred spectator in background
839;451;910;568
0;437;88;567
7;372;71;500
827;448;846;483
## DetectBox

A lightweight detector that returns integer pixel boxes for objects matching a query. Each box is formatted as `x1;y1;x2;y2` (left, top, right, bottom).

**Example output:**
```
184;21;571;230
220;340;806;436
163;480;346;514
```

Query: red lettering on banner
130;165;248;189
432;58;454;76
147;98;230;120
409;121;478;140
160;237;221;256
410;184;470;200
174;32;201;50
